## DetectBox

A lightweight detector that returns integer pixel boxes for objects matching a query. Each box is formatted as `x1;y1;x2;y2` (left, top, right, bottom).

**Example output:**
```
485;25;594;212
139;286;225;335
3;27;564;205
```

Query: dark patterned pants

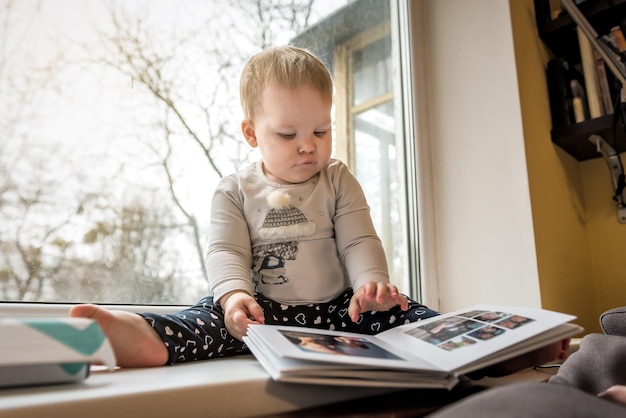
140;288;439;364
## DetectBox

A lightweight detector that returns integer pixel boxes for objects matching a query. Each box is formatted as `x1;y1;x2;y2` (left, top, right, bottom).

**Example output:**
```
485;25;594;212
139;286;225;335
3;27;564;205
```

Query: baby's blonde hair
240;45;333;120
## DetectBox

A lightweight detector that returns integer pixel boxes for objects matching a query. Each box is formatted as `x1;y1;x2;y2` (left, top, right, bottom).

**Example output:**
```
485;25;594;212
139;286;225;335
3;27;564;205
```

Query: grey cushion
549;333;626;394
600;307;626;337
426;382;626;418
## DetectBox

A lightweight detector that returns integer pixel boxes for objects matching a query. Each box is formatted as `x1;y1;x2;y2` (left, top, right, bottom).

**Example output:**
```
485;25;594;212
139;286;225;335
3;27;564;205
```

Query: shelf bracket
590;134;626;223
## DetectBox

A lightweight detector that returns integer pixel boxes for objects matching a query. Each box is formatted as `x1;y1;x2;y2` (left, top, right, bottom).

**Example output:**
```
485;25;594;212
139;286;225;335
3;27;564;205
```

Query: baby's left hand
348;282;409;322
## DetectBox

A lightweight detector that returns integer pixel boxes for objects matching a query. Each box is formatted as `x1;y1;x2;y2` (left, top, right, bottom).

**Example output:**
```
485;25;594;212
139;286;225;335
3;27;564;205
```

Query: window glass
353;101;404;284
0;0;418;305
352;36;393;106
350;36;406;292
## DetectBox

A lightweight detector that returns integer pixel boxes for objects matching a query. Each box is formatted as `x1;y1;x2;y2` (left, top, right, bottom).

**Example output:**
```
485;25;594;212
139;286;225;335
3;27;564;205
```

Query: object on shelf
546;58;577;128
537;0;626;161
577;26;605;118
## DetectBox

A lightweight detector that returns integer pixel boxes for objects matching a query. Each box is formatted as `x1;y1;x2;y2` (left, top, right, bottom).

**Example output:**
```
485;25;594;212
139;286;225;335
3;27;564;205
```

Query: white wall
418;0;542;311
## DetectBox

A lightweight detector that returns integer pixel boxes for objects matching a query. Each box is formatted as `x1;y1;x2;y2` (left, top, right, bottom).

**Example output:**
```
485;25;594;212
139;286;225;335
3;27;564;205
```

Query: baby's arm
348;282;409;322
220;290;265;341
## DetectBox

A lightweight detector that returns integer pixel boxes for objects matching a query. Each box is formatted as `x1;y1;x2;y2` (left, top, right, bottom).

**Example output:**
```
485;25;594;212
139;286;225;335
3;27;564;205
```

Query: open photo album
243;305;583;389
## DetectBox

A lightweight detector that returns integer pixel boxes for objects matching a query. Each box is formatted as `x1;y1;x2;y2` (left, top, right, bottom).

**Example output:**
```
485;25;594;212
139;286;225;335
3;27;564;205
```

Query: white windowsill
0;302;583;417
0;356;396;418
0;303;396;417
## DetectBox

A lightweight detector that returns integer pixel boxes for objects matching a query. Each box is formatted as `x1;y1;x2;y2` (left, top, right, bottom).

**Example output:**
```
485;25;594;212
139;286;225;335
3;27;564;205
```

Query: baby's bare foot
70;304;168;367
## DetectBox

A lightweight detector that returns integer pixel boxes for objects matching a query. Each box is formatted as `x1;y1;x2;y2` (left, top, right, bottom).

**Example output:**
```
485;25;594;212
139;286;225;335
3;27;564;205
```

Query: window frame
332;20;392;167
394;0;437;307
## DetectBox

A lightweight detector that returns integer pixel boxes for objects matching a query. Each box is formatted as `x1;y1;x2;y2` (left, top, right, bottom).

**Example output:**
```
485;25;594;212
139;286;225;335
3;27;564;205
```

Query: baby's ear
241;119;257;147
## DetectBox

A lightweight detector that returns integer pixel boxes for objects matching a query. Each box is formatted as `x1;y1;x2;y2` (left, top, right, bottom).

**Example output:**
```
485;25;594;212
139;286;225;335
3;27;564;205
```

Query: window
290;0;420;297
0;0;421;305
335;24;407;291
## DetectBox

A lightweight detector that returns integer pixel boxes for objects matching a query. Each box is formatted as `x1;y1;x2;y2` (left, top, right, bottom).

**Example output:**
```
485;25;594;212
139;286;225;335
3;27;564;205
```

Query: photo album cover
243;305;582;389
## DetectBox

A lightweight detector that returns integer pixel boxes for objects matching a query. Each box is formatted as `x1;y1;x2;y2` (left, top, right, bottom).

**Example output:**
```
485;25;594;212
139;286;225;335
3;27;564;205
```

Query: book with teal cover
0;317;116;388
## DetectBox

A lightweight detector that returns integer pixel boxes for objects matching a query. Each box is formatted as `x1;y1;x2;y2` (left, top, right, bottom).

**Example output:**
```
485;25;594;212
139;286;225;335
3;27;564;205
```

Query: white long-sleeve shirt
206;158;389;305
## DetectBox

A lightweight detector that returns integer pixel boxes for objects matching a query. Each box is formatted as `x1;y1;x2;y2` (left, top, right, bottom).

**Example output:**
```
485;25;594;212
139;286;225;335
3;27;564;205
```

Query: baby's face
245;84;332;184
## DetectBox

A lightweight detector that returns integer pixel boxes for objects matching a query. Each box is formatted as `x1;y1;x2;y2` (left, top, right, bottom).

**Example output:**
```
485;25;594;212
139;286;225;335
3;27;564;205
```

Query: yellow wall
583;157;626;318
510;0;626;334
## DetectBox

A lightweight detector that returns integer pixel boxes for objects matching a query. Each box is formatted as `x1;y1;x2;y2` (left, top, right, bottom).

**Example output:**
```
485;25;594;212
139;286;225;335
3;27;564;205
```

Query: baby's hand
348;282;409;322
221;291;265;341
598;385;626;406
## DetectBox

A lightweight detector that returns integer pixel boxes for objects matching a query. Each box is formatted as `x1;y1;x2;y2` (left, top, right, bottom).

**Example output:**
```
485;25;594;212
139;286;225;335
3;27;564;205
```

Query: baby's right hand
220;291;265;341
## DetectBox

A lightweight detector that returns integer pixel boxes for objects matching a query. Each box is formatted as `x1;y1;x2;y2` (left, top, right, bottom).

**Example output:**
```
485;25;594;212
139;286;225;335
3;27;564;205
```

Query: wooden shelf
537;0;626;161
538;0;626;65
552;115;626;161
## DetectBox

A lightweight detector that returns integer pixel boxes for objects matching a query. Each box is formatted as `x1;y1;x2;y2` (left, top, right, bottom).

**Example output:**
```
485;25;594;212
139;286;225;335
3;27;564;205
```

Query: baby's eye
314;130;328;137
278;133;296;139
